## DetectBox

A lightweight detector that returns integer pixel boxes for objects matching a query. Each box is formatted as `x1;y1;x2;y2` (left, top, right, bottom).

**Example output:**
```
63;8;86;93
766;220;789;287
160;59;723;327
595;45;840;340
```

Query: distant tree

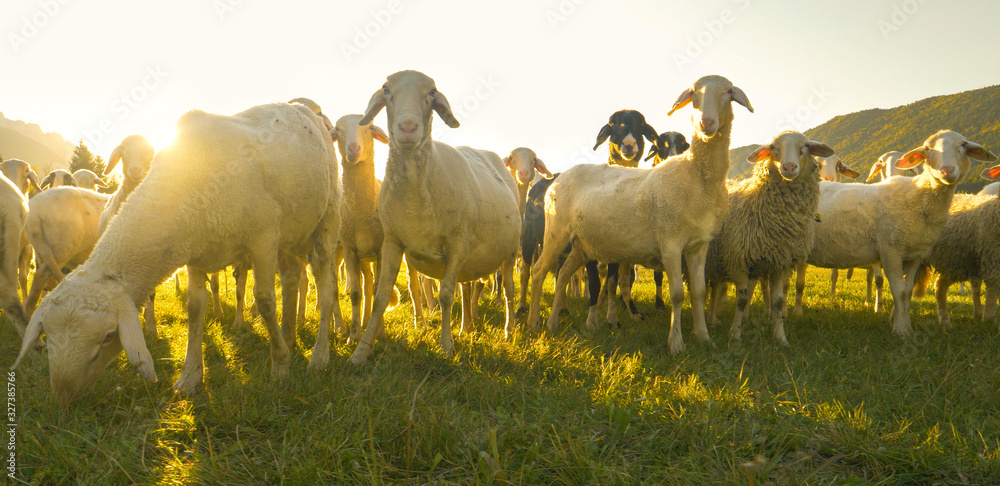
68;140;118;194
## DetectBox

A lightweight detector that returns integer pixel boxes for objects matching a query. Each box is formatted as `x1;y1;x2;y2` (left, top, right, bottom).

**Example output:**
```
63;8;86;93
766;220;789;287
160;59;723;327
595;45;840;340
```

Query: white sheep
71;169;107;191
23;187;110;316
0;174;29;335
12;101;341;401
920;164;1000;331
801;130;994;337
39;169;76;189
348;70;521;365
979;181;998;196
0;159;40;296
504;147;553;217
705;131;832;346
527;75;754;353
865;150;917;181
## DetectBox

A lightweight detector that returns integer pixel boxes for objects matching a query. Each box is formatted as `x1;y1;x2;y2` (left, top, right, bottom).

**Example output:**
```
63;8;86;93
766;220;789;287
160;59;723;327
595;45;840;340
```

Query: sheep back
927;194;1000;283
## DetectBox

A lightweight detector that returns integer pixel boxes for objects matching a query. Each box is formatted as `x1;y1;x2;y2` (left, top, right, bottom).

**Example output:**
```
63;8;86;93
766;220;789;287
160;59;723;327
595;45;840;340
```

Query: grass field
3;266;999;485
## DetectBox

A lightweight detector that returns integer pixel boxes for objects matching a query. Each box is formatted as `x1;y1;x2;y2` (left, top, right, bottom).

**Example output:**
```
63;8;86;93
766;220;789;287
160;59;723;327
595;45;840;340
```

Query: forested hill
728;85;1000;193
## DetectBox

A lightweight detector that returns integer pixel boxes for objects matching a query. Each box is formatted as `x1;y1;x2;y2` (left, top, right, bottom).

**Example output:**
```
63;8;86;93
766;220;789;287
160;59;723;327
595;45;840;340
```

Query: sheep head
898;130;997;186
504;147;552;186
107;135;155;184
72;169;107;191
748;131;834;182
39;169;76;190
0;158;40;195
359;70;460;151
592;110;659;163
867;151;906;182
12;274;156;403
332;114;388;166
816;155;860;182
668;75;752;139
645;131;691;165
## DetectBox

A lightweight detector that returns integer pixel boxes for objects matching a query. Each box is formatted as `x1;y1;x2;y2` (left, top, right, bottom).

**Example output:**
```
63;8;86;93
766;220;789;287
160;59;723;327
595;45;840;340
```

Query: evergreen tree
68;140;118;194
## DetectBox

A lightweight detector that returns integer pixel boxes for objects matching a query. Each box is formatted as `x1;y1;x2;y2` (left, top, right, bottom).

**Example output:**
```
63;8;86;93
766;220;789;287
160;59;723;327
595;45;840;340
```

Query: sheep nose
699;118;716;133
348;142;361;155
517;169;530;182
398;120;418;135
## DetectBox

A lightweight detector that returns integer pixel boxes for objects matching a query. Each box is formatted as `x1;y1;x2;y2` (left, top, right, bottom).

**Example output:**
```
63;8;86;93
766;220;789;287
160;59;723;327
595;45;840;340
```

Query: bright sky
2;0;998;178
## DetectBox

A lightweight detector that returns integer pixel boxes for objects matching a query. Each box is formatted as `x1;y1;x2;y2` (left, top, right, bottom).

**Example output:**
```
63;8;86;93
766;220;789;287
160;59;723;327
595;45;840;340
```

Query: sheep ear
328;128;339;143
372;125;389;144
667;88;694;116
534;158;553;179
642;123;659;144
432;91;460;128
105;146;123;175
962;141;999;162
678;138;690;153
897;147;927;169
593;124;613;150
27;170;40;193
94;177;108;188
866;162;883;182
11;316;44;371
644;147;658;162
503;156;511;168
982;164;1000;180
747;145;772;163
39;173;54;189
731;86;754;113
359;90;386;126
118;297;157;382
837;162;861;179
806;141;835;158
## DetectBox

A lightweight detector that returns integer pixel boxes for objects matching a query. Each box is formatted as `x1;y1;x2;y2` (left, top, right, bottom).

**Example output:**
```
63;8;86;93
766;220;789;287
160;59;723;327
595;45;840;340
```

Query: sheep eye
428;89;437;97
102;331;117;345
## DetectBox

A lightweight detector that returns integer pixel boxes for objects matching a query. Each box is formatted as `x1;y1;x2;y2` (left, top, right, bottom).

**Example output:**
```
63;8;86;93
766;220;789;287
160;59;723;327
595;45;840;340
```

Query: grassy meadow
3;266;999;485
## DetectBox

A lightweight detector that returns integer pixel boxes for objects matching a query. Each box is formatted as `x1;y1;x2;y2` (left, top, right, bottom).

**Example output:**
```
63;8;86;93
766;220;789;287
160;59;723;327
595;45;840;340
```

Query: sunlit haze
3;0;998;178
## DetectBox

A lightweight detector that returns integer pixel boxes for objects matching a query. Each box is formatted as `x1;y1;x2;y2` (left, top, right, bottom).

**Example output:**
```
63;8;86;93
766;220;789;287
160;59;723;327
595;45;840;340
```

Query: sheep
0;159;41;195
329;113;403;342
23;187;110;316
0;174;29;335
799;130;994;337
12;100;340;401
644;131;690;309
504;147;553;217
71;169;107;191
528;75;754;353
39;169;76;189
979;181;998;196
919;164;1000;331
348;70;521;365
594;110;659;168
704;131;833;346
865;150;917;181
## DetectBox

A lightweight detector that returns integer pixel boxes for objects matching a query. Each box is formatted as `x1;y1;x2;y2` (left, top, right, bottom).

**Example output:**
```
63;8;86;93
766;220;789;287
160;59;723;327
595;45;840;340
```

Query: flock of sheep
1;70;999;404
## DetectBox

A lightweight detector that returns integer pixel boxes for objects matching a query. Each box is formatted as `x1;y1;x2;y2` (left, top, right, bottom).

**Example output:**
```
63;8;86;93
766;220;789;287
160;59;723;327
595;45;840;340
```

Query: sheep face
332;114;388;165
359;70;460;151
817;155;860;182
0;158;40;194
593;110;658;163
748;131;834;182
646;131;690;166
107;135;155;183
40;169;76;189
668;75;753;138
899;130;997;186
72;169;107;191
504;147;552;185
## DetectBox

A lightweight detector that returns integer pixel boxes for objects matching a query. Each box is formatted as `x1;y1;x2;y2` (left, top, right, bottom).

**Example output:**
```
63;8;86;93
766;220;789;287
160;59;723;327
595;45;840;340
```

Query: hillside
728;85;1000;193
0;113;73;175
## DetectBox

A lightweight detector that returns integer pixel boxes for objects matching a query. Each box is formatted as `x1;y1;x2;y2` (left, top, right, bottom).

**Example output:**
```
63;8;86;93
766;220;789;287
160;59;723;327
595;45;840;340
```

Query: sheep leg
460;282;473;334
296;265;309;325
210;272;222;315
793;262;807;317
934;274;953;331
620;265;643;321
971;278;983;320
663;247;689;353
729;277;751;342
584;260;602;330
349;239;404;365
437;256;466;359
770;272;791;346
233;266;247;327
173;268;210;393
653;271;666;310
864;267;874;304
143;294;157;338
17;245;30;298
331;247;346;336
829;269;839;299
421;276;438;312
605;263;621;327
548;246;585;333
528;233;570;331
883;255;912;336
307;237;337;373
250;255;291;377
1;294;27;337
707;282;725;327
278;255;303;349
516;252;532;317
344;252;364;342
873;264;885;313
23;263;51;317
743;279;758;321
470;280;482;323
501;256;516;337
983;282;998;323
682;245;712;348
405;258;427;328
362;262;375;331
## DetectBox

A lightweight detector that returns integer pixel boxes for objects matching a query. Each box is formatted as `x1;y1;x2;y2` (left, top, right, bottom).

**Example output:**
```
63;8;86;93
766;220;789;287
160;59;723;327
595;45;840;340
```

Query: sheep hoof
515;306;527;318
308;346;330;373
172;372;202;395
939;319;952;332
349;343;373;366
631;312;646;321
668;339;685;354
559;308;570;316
655;299;666;311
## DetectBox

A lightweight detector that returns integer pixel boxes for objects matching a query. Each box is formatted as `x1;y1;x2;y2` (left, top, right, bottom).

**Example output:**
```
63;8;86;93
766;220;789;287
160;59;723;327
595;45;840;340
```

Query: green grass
3;267;999;485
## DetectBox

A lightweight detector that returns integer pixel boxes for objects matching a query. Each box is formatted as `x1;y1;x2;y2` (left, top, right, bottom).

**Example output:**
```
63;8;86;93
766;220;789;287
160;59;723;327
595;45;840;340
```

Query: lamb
71;169;107;191
704;131;833;346
349;70;521;365
798;130;993;337
528;75;754;353
644;131;690;309
979;181;998;196
12;101;340;402
23;187;110;316
39;169;76;189
329;113;403;342
0;174;29;335
919;164;1000;331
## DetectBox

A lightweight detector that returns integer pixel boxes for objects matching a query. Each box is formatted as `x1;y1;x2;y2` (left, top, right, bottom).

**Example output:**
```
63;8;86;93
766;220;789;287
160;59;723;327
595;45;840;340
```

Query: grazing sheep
644;131;690;309
594;110;659;168
12;101;340;401
800;130;994;337
0;174;29;335
71;169;107;191
329;113;402;342
349;70;521;365
528;75;753;353
23;187;110;316
919;165;1000;331
979;181;998;197
705;131;833;346
39;169;76;189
